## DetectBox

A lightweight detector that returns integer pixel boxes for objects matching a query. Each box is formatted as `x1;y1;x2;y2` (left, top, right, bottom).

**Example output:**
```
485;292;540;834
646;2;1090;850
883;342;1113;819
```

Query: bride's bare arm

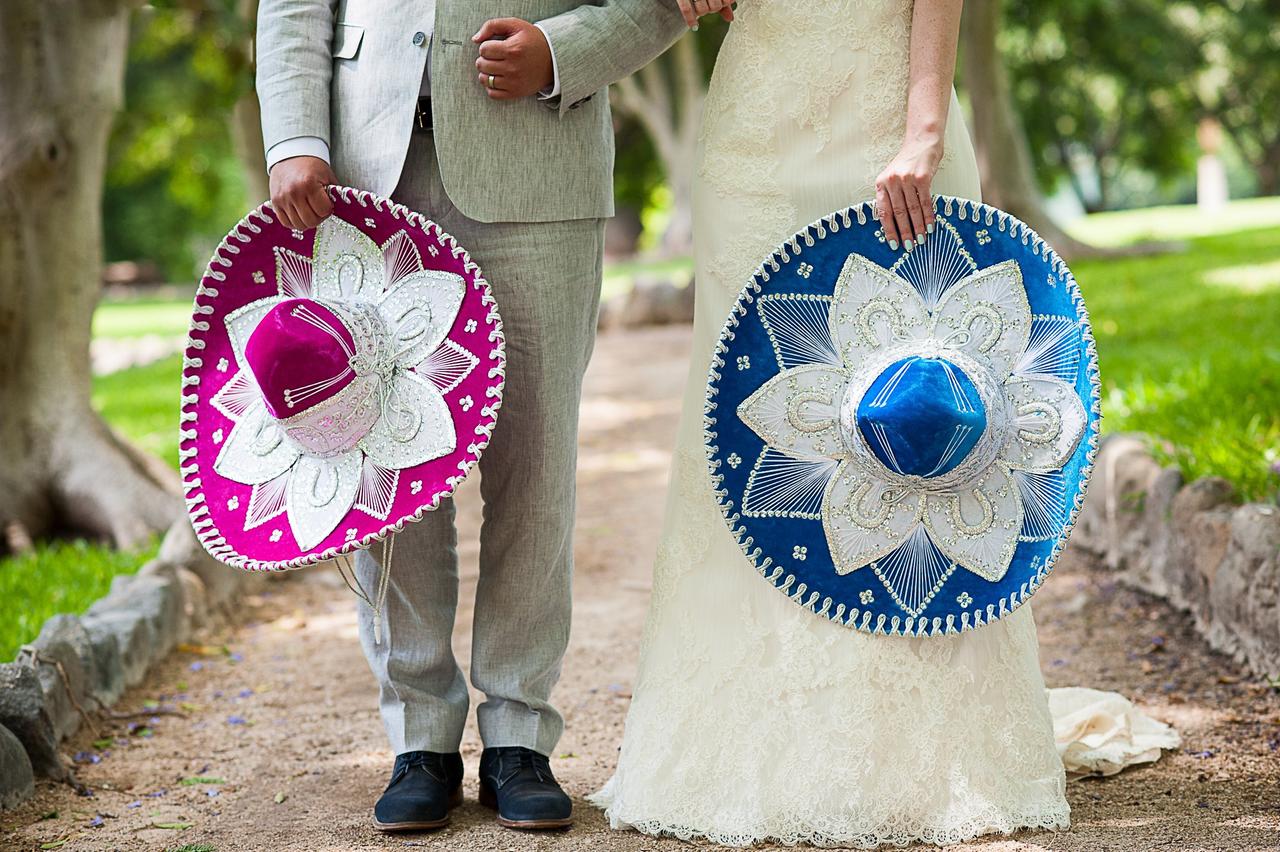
875;0;964;251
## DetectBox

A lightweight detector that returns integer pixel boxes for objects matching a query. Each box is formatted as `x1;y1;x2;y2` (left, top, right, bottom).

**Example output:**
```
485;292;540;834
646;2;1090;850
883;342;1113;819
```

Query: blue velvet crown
705;196;1101;637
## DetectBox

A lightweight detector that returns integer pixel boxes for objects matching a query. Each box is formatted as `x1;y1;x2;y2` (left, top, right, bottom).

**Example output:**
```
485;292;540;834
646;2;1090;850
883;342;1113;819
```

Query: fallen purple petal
238;688;254;699
227;715;248;726
190;662;204;672
229;652;244;663
89;815;104;827
126;801;142;809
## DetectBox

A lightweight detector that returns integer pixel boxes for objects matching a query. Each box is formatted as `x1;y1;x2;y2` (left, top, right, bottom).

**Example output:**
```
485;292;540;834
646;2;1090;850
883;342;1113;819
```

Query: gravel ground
4;325;1278;852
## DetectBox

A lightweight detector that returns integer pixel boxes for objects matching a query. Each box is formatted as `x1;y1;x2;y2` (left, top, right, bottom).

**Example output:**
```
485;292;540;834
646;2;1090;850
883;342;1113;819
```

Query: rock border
0;518;255;809
1073;434;1280;678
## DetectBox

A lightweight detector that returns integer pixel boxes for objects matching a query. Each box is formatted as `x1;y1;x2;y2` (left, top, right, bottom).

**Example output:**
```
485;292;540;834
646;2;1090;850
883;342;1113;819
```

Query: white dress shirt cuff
534;23;562;100
265;137;331;174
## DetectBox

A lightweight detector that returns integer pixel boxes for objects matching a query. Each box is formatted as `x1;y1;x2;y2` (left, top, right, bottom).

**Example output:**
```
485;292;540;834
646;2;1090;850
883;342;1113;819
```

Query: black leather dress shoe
373;751;464;832
478;746;573;830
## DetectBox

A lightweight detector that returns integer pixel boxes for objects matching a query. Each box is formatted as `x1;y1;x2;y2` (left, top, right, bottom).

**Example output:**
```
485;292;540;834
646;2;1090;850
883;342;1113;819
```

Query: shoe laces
494;747;554;785
393;751;446;785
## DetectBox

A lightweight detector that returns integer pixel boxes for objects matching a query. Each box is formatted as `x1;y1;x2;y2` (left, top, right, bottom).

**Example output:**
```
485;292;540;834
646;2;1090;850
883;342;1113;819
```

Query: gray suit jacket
256;0;686;223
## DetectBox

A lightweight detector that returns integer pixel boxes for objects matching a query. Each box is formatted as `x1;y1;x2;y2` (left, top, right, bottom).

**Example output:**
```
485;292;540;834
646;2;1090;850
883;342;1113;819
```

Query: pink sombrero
180;187;504;575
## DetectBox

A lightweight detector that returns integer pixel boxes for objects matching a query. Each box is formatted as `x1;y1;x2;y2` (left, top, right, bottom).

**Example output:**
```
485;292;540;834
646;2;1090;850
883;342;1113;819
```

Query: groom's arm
256;0;340;166
535;0;688;116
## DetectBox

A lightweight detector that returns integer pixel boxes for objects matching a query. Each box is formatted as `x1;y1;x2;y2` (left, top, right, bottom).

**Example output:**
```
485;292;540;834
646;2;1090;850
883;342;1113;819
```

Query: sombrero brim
180;186;505;571
705;195;1101;637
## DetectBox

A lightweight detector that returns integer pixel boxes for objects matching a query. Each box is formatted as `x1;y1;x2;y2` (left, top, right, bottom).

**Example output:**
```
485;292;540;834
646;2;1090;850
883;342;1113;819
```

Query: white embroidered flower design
792;545;808;561
210;218;478;550
735;227;1086;616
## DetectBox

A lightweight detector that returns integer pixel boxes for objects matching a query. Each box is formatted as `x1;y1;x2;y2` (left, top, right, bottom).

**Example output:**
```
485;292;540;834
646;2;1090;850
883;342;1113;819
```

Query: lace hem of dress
588;790;1071;850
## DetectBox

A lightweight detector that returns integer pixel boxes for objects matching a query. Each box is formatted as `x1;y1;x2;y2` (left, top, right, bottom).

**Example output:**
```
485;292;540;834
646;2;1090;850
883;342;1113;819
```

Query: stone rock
176;567;209;631
0;663;64;779
1124;467;1184;599
30;615;98;742
0;723;34;809
611;278;695;329
1205;505;1280;676
81;608;154;688
85;566;185;686
1072;434;1163;568
160;517;244;612
1168;477;1236;624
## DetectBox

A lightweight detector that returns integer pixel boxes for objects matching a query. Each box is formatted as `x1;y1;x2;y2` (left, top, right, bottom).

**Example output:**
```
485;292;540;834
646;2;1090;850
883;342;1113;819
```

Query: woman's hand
675;0;735;29
875;132;944;251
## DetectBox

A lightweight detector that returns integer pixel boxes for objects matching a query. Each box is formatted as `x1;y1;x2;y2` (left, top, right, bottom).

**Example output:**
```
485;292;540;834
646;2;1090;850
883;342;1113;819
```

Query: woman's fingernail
927;223;935;234
888;240;899;250
905;239;915;251
916;233;925;244
692;24;699;31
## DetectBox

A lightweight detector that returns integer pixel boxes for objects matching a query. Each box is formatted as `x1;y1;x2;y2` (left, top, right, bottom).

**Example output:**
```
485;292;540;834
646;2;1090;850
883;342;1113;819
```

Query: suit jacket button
412;31;426;46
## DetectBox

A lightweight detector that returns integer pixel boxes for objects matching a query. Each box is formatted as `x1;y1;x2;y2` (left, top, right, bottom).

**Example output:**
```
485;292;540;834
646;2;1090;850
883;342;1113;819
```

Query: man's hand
269;156;337;231
472;18;554;101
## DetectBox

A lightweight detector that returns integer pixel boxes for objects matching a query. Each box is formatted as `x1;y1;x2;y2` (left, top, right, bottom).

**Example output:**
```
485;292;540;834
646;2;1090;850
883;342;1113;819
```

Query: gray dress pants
354;131;604;756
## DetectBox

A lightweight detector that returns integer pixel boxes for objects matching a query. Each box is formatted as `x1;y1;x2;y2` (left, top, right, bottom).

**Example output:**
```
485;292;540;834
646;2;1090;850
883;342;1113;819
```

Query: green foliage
0;539;157;661
93;354;185;469
104;1;252;281
1072;214;1280;501
93;295;195;340
1003;0;1203;210
1191;0;1280;194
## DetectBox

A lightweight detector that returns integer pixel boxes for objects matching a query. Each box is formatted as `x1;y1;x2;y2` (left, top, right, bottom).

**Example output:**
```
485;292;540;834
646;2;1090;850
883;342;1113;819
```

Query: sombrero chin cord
334;535;395;645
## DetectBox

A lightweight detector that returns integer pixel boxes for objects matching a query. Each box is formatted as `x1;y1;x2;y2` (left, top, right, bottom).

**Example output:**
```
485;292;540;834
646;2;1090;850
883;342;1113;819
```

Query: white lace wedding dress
593;1;1081;846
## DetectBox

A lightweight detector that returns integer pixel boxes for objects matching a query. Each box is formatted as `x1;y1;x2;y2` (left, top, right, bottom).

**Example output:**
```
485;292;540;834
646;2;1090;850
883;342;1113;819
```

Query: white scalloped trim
702;195;1102;638
180;186;507;572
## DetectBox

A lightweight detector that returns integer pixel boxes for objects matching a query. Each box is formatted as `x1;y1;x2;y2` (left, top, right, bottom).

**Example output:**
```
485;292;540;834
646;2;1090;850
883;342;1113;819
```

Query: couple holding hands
256;0;1073;846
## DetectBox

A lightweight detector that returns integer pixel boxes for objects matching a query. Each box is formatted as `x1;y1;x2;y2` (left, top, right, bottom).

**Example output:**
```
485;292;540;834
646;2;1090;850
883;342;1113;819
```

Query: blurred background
0;0;1278;658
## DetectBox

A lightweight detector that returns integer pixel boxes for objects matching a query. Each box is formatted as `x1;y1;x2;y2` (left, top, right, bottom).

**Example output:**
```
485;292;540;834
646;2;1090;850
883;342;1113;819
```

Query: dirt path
4;325;1279;852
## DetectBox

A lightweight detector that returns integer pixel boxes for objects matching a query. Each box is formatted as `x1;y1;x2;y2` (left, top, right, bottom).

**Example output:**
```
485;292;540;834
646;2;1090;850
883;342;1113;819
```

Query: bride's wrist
905;119;945;149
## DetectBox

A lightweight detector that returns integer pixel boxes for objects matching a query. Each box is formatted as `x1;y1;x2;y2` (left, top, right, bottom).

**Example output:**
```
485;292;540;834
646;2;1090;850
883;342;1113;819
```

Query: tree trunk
959;0;1101;259
1256;140;1280;198
231;0;269;204
612;34;704;256
0;0;181;553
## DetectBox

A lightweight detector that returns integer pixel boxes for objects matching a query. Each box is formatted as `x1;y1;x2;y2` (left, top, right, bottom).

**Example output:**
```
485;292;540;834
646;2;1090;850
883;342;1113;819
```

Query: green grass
0;539;158;661
1073;222;1280;501
93;354;185;469
1069;196;1280;248
93;295;193;340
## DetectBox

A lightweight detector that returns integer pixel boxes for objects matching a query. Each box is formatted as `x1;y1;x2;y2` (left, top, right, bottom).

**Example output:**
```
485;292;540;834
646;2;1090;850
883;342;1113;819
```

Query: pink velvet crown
181;187;505;571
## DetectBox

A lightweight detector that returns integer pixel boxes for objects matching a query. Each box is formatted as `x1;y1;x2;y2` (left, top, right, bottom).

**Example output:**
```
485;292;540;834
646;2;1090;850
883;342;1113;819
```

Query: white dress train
591;1;1175;847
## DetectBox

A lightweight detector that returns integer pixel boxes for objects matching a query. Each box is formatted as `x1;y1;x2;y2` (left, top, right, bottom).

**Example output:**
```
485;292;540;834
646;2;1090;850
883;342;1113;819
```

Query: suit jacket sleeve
256;0;341;154
536;0;689;116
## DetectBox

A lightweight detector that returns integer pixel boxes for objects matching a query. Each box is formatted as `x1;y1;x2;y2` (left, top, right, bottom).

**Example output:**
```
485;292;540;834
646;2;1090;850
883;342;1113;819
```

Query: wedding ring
487;74;495;89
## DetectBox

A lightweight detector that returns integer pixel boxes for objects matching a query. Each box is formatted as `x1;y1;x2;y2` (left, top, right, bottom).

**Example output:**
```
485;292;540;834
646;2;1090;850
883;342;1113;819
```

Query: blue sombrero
705;196;1101;637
